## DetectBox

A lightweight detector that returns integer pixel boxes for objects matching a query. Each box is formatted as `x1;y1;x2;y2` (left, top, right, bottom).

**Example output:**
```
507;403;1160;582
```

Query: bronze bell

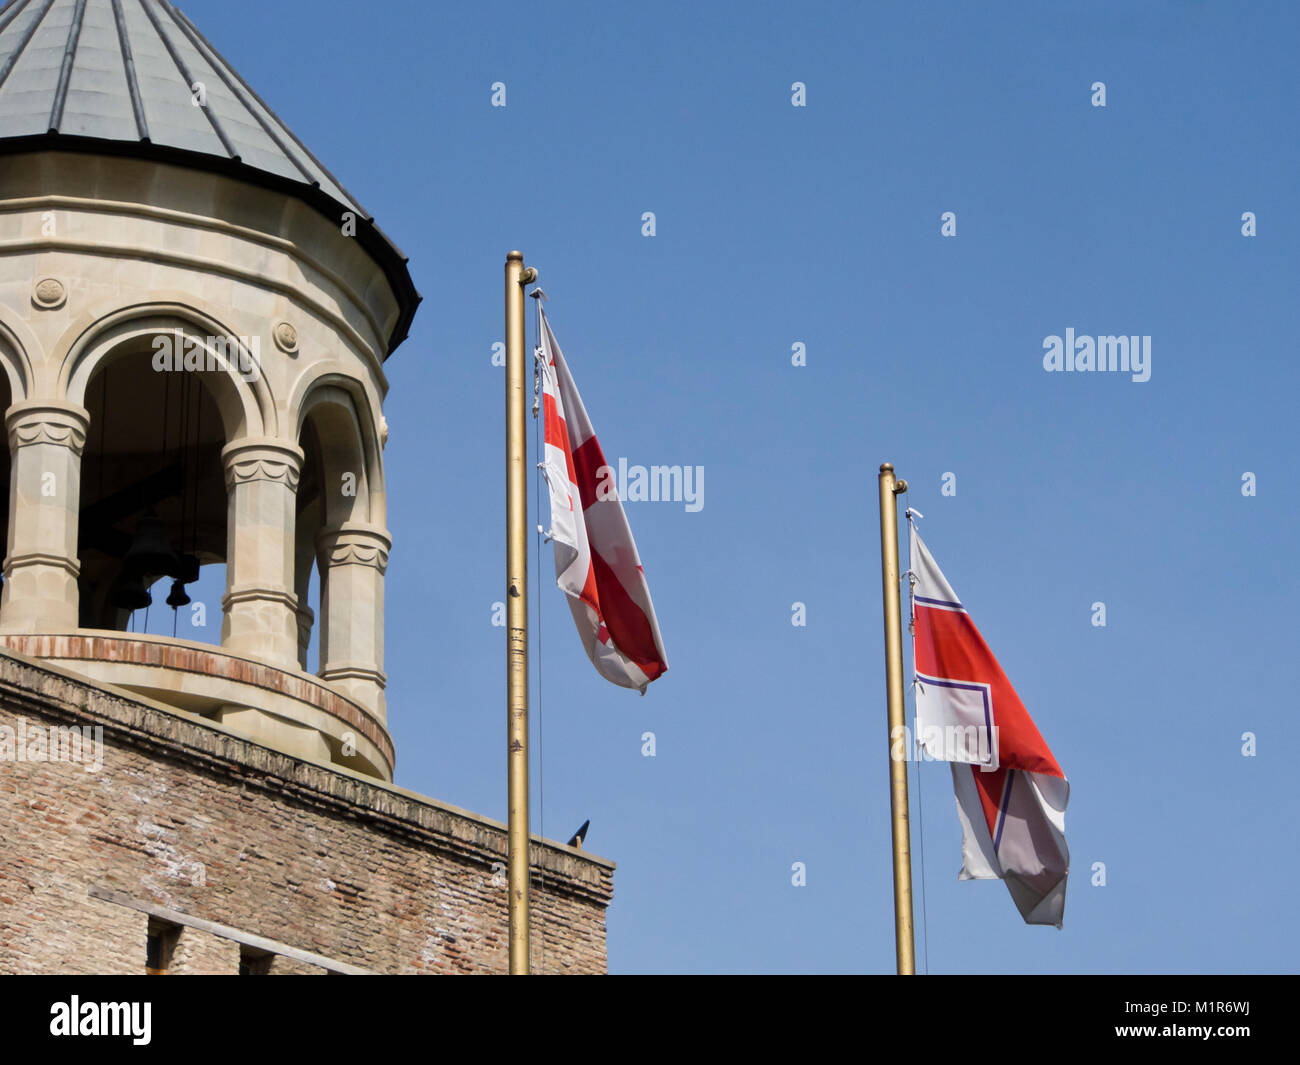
110;572;152;611
165;580;191;609
175;553;200;585
122;512;179;579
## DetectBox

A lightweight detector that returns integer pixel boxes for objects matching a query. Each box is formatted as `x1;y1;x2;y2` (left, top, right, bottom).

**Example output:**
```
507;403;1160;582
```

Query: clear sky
169;0;1298;973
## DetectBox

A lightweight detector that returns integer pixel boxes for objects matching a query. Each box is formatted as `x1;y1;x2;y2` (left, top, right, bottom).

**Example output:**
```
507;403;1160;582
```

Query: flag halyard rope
904;498;931;976
530;289;547;974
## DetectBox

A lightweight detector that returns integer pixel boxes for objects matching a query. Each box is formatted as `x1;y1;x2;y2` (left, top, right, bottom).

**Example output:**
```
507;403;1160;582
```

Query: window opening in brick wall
146;917;179;975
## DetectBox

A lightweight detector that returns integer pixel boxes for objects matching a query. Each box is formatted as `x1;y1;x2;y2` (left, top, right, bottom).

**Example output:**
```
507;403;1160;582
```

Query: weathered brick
0;652;612;974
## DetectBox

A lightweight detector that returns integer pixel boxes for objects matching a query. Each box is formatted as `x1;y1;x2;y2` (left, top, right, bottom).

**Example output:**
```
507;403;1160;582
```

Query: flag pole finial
880;463;908;493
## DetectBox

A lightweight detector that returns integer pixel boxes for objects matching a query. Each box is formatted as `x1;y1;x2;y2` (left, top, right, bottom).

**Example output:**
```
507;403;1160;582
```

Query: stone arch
0;318;21;604
45;303;278;638
0;307;38;401
290;369;388;720
58;303;275;441
298;385;371;528
292;368;386;529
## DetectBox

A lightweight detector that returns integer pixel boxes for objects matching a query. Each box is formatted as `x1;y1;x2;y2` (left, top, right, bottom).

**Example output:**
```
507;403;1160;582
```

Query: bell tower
0;0;615;978
0;0;419;780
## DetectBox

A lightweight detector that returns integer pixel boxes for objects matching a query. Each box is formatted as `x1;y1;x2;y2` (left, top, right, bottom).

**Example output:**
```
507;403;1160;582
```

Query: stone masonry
0;648;613;974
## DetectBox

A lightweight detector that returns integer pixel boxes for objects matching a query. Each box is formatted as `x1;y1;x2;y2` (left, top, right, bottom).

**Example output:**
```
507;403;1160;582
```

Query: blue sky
168;0;1298;973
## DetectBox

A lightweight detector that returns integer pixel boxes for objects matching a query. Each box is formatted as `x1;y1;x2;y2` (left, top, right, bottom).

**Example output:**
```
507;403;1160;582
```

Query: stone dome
0;0;417;351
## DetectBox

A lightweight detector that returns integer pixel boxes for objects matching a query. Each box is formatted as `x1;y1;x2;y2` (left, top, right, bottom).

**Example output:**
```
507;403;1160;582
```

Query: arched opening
295;415;324;672
0;368;12;590
293;383;389;739
78;348;227;641
295;388;372;669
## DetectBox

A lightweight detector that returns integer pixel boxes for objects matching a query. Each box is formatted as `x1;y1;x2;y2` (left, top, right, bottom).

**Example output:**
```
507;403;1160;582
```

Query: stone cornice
0;193;391;371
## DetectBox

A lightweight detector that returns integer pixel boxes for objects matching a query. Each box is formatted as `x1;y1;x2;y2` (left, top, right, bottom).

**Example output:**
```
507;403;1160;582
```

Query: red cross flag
909;520;1070;927
538;309;668;693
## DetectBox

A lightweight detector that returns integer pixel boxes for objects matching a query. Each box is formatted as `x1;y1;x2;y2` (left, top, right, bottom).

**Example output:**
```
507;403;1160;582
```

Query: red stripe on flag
570;435;612;511
587;548;667;682
914;605;1063;778
971;764;1008;839
543;392;578;486
565;436;666;680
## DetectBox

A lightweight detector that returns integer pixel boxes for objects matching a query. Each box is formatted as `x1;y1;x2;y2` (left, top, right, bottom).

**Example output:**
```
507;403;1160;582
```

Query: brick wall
0;651;612;974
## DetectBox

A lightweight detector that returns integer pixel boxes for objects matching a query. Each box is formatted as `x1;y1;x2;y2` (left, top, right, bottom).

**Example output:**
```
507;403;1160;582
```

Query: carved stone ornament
222;442;304;491
273;321;299;354
6;405;89;454
224;456;302;491
318;526;391;574
327;539;390;573
32;277;66;309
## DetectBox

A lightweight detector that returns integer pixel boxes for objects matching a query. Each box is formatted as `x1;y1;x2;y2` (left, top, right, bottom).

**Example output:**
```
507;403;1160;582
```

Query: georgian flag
910;522;1070;927
538;309;668;693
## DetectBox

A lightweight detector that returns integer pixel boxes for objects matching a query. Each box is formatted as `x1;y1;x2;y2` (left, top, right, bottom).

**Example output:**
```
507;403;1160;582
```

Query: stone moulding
319;526;391;572
5;402;89;453
0;191;395;367
223;458;302;490
0;632;395;775
222;439;305;490
221;587;300;611
1;552;80;578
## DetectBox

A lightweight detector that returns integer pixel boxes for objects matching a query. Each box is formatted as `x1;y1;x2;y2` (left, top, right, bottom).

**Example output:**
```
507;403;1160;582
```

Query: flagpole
877;462;916;975
505;250;537;974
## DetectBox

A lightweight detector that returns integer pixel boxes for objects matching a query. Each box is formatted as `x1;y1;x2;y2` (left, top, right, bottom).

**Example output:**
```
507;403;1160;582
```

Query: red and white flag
538;309;668;693
909;519;1070;927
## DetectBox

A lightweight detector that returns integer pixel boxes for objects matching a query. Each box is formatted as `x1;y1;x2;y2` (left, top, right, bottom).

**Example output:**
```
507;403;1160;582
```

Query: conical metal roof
0;0;419;353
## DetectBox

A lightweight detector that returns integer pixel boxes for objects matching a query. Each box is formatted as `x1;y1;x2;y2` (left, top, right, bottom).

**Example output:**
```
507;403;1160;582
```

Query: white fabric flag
538;309;668;692
910;522;1070;927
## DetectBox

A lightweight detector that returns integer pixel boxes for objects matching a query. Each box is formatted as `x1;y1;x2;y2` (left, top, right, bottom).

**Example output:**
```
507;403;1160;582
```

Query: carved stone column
315;522;390;721
0;401;89;631
220;438;302;667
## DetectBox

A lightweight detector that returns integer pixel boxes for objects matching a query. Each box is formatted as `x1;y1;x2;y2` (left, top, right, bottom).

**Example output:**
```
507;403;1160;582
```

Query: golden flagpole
505;250;537;974
877;462;916;975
